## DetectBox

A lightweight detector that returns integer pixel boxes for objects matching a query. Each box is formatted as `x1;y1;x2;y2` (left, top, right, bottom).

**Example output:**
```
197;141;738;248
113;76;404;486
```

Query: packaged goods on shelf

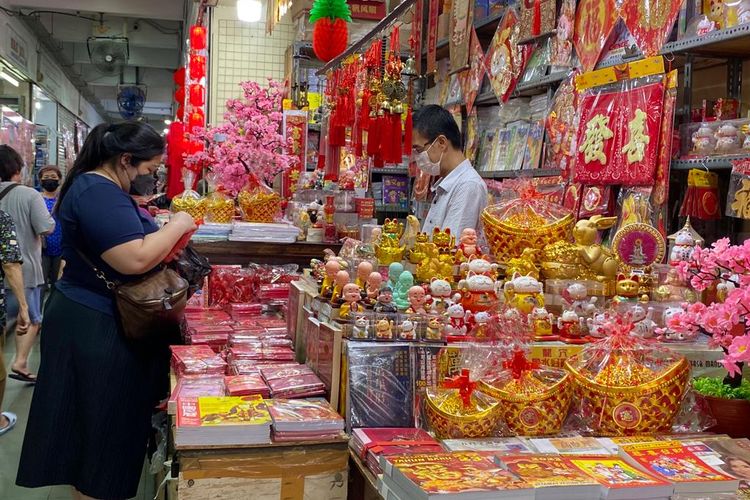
175;395;272;447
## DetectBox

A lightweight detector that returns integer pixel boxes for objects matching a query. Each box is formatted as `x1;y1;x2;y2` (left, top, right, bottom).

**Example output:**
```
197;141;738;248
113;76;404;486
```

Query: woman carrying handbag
16;122;196;500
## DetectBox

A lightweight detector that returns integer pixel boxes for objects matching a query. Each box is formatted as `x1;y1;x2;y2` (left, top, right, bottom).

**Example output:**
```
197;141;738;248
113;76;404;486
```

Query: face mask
131;174;156;196
40;179;59;192
415;139;443;176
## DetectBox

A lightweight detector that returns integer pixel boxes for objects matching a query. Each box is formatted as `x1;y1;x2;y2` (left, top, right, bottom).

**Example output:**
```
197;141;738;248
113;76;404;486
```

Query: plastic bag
170;169;207;220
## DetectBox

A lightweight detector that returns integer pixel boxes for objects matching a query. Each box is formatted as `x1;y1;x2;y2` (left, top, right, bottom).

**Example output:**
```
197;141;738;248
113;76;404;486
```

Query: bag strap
75;247;119;290
0;183;20;203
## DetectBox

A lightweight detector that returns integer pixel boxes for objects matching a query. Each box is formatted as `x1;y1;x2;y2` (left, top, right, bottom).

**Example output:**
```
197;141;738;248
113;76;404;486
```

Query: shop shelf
671;154;750;170
661;23;750;58
372;167;408;175
478;168;563;179
375;203;410;213
474;71;569;106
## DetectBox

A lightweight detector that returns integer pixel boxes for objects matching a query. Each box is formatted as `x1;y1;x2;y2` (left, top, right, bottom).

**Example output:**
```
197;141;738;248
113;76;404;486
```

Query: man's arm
3;262;28;334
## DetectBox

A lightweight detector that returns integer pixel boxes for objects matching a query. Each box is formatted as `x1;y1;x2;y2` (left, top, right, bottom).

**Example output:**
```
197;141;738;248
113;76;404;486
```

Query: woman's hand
170;211;197;234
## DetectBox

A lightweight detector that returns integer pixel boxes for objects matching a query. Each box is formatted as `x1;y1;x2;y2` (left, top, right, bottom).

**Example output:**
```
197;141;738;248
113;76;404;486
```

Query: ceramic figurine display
399;318;417;340
612;274;643;304
443;303;471;339
456;272;499;313
659;306;695;342
469;311;492;340
425;316;443;341
365;271;383;304
375;318;394;339
429;278;455;313
669;228;698;265
562;282;598;318
320;259;341;298
455;228;484;263
557;310;586;343
387;262;404;290
691;123;716;154
406;285;428;314
355;261;374;288
408;232;433;264
374;286;398;314
339;283;364;320
529;306;556;341
330;270;351;304
393;271;415;310
630;304;657;339
352;314;370;339
504;273;545;315
715;123;741;153
505;248;541;280
375;219;407;265
541;216;619;282
459;258;500;280
586;311;612;339
654;268;697;303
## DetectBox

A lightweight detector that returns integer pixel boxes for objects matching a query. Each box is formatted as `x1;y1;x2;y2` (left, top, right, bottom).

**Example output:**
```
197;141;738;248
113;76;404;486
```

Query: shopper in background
39;166;64;290
0;210;30;436
412;104;488;237
16;122;196;500
0;145;56;384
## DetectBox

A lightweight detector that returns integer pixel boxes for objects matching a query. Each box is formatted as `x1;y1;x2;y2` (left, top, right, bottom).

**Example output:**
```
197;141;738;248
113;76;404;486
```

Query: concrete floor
1;332;155;500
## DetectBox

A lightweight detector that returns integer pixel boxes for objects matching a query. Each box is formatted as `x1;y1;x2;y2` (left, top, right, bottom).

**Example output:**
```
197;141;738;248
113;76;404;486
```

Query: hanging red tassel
367;112;381;157
385;113;402;164
403;108;413;157
377;114;390;160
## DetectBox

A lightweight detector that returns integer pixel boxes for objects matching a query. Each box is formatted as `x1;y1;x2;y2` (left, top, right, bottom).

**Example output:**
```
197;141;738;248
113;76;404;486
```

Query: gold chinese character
579;113;614;165
352;4;360;12
621;109;650;164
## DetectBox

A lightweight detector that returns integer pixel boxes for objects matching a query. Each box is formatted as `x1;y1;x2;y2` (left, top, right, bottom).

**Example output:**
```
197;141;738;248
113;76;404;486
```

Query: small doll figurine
355;261;374;288
469;311;492;340
320;259;340;298
612;274;642;304
557;310;586;344
399;319;417;340
425;316;443;341
528;306;556;341
630;304;657;339
365;271;383;304
375;318;394;339
351;314;370;339
691;123;716;154
562;283;597;318
669;229;697;265
330;270;351;304
587;311;611;339
443;303;470;339
503;273;544;315
455;228;484;263
393;271;415;310
387;261;404;289
406;285;428;314
374;286;398;314
429;278;455;314
715;123;741;154
339;283;364;320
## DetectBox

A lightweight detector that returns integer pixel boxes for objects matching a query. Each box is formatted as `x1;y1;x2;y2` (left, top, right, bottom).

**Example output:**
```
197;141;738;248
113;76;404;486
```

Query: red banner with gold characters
573;0;618;72
282;110;308;199
427;0;439;74
413;0;424;75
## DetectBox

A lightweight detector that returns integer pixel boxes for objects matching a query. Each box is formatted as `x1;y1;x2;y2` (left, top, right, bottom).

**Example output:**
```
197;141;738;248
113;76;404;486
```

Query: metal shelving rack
478;168;564;179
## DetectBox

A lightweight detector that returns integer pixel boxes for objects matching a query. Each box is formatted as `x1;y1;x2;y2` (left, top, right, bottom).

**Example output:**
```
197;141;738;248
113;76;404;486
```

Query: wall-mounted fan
87;36;130;75
117;85;146;120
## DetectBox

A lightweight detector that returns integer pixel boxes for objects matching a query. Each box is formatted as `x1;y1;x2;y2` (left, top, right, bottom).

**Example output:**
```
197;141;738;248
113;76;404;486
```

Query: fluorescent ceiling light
237;0;262;22
164;119;172;125
0;71;19;87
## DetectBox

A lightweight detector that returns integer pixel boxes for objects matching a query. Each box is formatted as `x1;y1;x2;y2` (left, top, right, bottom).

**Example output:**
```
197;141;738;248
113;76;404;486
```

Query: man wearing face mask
38;166;64;291
412;105;488;237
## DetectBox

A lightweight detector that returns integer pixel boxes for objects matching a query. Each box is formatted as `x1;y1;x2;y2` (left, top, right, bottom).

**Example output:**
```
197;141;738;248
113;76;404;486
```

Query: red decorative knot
442;368;477;408
503;350;540;380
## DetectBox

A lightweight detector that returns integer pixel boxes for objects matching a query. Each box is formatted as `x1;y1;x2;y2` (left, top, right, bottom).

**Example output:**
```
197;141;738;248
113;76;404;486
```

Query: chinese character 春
621;109;650;164
579;113;614;164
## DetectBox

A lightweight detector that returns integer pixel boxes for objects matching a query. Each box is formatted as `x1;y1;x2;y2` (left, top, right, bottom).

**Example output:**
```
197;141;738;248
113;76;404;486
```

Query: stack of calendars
229;222;300;243
260;364;326;398
350;428;443;474
267;399;344;442
175;395;272;447
379;452;535;500
224;374;270;398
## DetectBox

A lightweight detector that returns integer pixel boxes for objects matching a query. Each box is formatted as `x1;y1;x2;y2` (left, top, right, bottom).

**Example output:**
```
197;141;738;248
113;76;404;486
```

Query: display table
348;449;381;500
191;240;343;268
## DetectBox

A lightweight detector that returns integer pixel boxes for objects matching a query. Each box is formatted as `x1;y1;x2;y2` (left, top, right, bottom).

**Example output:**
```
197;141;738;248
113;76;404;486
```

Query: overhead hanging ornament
310;0;352;62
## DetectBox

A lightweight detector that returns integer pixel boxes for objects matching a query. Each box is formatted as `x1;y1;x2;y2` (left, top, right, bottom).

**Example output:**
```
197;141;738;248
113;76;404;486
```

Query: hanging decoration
449;0;474;73
190;25;207;51
380;25;406;165
310;0;352;62
573;0;618;72
484;10;531;103
619;0;684;56
458;28;485;115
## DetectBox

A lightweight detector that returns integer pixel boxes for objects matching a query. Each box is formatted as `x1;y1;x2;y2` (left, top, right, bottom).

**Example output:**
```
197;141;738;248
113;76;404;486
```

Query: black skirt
16;288;172;499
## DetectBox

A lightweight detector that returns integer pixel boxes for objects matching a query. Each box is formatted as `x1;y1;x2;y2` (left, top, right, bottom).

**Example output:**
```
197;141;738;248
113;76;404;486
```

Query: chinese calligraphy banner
282;110;308;198
427;0;440;73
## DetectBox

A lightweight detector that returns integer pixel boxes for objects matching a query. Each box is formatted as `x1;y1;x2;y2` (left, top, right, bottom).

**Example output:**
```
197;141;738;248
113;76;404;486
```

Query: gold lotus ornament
564;318;691;436
479;350;573;436
424;369;502;439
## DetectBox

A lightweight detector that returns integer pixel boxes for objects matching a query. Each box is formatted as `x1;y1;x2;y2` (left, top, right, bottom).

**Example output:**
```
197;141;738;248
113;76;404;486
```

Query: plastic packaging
573;0;618;72
170;170;207;220
564;316;691;436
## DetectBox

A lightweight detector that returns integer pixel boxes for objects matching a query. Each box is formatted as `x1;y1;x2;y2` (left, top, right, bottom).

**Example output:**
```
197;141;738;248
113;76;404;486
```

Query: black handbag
168;245;212;298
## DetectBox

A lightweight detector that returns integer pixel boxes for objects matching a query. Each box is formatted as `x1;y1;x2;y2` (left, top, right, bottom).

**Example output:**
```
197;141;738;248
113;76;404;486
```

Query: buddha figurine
339;283;364;320
393;271;415;310
406;285;428;314
355;261;374;288
320;259;340;298
330;270;351;304
455;228;484;264
365;271;383;304
387;262;404;290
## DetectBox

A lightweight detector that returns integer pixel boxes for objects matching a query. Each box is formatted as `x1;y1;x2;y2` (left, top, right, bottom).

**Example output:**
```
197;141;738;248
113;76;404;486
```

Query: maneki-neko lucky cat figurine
457;272;499;313
529;306;556;341
503;273;544;316
375;218;406;265
557;310;586;344
432;227;456;263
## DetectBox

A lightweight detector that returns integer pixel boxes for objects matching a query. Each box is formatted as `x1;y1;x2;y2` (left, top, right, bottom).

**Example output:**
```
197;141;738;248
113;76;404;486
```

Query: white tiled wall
210;5;296;124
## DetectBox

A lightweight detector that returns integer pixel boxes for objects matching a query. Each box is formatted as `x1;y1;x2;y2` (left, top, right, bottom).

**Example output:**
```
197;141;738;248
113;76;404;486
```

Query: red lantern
173;67;186;87
189;55;206;80
175;86;185;104
177;105;185;121
188;109;205;130
189;84;205;107
190;25;207;51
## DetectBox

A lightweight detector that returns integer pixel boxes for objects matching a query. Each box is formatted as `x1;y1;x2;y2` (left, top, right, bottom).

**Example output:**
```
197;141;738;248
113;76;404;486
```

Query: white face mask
415;138;443;176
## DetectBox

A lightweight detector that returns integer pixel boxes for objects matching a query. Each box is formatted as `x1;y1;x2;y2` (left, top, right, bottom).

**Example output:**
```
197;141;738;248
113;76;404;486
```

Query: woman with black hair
16;122;196;500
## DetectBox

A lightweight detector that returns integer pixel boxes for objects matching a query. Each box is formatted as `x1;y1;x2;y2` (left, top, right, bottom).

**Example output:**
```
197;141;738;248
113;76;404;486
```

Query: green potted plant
664;238;750;437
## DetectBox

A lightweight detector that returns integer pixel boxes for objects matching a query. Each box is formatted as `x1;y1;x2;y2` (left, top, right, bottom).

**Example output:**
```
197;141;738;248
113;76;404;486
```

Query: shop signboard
0;10;36;79
347;0;386;20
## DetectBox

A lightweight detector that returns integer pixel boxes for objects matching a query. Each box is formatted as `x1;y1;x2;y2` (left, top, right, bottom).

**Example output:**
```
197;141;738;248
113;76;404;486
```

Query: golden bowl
565;357;691;436
482;210;573;264
478;372;574;436
424;389;502;439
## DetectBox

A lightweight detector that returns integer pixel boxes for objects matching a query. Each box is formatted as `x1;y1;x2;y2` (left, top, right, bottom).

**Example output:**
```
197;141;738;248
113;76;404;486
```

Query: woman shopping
16;122;196;500
38;166;64;289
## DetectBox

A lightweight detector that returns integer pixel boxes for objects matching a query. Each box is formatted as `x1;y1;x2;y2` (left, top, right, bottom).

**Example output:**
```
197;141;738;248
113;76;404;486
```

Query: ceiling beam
9;0;185;21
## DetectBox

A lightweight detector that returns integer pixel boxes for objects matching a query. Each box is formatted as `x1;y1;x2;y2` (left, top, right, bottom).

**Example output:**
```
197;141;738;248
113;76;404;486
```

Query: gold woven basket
424;390;502;439
565;357;691;436
238;191;281;223
478;372;573;436
481;209;574;264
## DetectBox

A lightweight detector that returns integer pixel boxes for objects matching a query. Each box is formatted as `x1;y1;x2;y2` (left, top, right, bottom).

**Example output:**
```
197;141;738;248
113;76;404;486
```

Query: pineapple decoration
310;0;352;62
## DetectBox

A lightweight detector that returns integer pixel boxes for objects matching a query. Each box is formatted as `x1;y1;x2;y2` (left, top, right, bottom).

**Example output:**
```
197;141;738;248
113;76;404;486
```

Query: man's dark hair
0;145;24;182
413;104;463;150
